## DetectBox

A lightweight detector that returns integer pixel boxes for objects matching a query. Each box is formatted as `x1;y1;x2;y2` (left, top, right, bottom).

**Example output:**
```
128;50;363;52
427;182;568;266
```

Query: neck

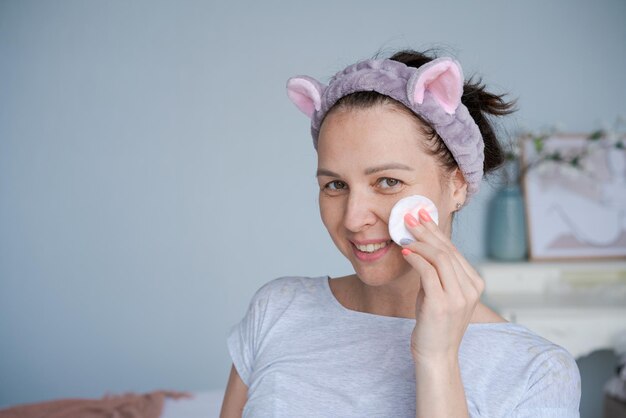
333;271;502;323
352;269;421;319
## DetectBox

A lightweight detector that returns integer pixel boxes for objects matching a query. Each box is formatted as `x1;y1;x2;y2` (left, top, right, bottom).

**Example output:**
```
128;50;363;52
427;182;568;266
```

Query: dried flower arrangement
500;117;625;187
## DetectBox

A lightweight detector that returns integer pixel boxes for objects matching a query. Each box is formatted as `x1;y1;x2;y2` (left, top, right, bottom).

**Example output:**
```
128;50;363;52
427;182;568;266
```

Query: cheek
318;195;343;230
377;197;399;225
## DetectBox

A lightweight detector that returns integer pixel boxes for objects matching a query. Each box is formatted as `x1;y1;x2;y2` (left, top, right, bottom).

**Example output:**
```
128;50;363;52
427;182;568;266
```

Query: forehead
316;105;435;170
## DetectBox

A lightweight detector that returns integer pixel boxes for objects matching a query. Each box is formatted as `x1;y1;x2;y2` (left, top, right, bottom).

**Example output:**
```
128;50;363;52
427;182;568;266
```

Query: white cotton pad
388;195;439;245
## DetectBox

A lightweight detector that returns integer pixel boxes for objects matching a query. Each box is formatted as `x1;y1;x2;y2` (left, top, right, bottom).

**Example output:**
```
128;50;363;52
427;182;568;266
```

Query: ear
448;167;468;208
408;58;464;115
286;76;326;118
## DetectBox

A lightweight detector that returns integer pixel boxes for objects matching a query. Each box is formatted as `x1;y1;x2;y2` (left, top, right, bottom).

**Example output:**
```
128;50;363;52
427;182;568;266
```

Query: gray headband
286;57;484;198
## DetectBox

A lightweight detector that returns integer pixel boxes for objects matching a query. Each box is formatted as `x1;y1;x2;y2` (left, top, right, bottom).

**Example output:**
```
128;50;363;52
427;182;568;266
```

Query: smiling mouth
353;240;392;253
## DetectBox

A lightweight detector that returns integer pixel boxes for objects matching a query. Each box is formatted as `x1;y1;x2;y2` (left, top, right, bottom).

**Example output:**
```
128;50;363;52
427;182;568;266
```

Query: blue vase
487;185;528;261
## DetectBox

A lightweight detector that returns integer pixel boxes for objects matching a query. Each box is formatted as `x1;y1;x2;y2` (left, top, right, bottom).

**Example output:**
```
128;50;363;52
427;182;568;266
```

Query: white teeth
355;241;389;253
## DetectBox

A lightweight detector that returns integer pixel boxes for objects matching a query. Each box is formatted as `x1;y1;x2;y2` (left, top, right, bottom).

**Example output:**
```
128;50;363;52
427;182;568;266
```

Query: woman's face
316;105;465;286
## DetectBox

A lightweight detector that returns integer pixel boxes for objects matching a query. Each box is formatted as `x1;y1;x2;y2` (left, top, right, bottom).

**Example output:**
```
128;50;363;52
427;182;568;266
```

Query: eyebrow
316;163;414;177
364;163;414;175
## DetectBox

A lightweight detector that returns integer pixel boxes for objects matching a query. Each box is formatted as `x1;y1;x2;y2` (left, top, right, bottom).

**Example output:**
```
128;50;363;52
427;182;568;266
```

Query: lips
353;240;390;253
351;239;393;262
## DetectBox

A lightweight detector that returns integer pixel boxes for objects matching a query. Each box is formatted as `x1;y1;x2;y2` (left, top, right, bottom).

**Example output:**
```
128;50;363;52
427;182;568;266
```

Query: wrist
412;350;460;370
413;353;463;394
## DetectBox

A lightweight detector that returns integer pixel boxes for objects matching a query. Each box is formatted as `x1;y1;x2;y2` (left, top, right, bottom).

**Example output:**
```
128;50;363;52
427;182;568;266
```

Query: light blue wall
1;0;625;415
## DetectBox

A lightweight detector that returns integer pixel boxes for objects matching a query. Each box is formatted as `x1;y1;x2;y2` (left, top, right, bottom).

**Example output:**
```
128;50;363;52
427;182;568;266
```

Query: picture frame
521;133;626;260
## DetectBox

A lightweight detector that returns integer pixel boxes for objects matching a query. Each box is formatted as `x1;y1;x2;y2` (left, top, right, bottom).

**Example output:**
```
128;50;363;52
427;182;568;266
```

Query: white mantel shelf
477;260;626;359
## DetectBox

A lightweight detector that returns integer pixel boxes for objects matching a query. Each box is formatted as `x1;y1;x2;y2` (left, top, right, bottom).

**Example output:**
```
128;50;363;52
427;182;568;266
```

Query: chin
348;250;411;286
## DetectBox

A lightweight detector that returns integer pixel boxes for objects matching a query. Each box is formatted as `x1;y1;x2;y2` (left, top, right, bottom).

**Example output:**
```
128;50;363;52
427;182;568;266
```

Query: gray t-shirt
227;276;581;417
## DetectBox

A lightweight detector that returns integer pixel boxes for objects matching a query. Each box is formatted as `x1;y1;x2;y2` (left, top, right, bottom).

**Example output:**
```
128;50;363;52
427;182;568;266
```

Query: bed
0;389;225;418
160;390;224;418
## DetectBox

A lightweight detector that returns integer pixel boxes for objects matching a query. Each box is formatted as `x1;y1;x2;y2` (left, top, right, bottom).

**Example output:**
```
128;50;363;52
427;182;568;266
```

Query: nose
343;188;378;233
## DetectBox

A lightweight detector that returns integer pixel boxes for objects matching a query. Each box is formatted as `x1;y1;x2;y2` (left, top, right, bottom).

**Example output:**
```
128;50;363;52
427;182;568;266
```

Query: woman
220;50;581;417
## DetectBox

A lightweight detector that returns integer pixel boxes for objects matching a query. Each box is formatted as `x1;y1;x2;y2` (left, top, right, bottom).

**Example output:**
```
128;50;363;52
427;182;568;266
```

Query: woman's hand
402;208;483;417
401;209;485;363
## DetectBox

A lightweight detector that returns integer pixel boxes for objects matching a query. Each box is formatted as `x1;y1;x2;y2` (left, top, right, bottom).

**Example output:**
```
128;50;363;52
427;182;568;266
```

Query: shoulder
253;275;326;296
463;323;581;412
247;275;328;308
238;275;330;341
516;339;581;413
464;322;578;370
465;322;560;347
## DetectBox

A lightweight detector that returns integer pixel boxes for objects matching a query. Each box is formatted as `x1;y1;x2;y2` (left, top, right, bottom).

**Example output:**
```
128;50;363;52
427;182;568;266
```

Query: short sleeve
512;347;582;418
226;281;274;387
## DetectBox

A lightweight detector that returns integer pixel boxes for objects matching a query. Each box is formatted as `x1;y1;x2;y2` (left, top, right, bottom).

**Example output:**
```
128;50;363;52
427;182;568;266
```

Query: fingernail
401;248;412;256
399;238;414;246
404;213;419;227
418;209;432;222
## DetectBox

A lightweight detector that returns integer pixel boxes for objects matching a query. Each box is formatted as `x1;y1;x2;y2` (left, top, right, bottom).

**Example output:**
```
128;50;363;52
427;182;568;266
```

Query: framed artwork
521;133;626;260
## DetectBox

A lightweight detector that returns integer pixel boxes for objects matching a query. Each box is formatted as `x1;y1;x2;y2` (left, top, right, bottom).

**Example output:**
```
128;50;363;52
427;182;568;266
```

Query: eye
324;180;348;191
377;177;403;189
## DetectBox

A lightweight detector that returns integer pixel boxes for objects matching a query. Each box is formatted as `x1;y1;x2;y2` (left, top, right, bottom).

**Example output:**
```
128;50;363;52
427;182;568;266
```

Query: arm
401;209;484;418
414;355;468;418
220;364;248;418
512;349;581;417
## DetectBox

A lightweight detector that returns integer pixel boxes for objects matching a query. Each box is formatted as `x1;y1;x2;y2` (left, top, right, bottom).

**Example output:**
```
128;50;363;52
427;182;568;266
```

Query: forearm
414;354;469;418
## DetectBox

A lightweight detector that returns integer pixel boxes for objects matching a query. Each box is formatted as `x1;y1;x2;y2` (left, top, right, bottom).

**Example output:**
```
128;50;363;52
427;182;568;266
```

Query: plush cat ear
286;76;325;118
408;58;464;115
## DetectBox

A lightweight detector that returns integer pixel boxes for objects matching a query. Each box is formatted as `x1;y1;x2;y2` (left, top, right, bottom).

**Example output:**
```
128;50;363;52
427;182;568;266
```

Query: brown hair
327;49;516;176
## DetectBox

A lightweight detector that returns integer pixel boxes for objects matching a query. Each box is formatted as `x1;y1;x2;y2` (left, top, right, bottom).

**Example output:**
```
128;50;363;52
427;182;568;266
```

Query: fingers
402;244;480;327
402;211;484;298
408;210;484;293
401;249;443;298
404;241;462;293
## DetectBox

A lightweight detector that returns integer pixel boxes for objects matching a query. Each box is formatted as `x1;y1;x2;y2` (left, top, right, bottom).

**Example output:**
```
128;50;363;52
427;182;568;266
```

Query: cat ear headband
286;57;484;198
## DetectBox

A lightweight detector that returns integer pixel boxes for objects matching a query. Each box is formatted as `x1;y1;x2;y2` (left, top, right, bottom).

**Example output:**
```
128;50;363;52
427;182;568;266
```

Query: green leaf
588;130;605;140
